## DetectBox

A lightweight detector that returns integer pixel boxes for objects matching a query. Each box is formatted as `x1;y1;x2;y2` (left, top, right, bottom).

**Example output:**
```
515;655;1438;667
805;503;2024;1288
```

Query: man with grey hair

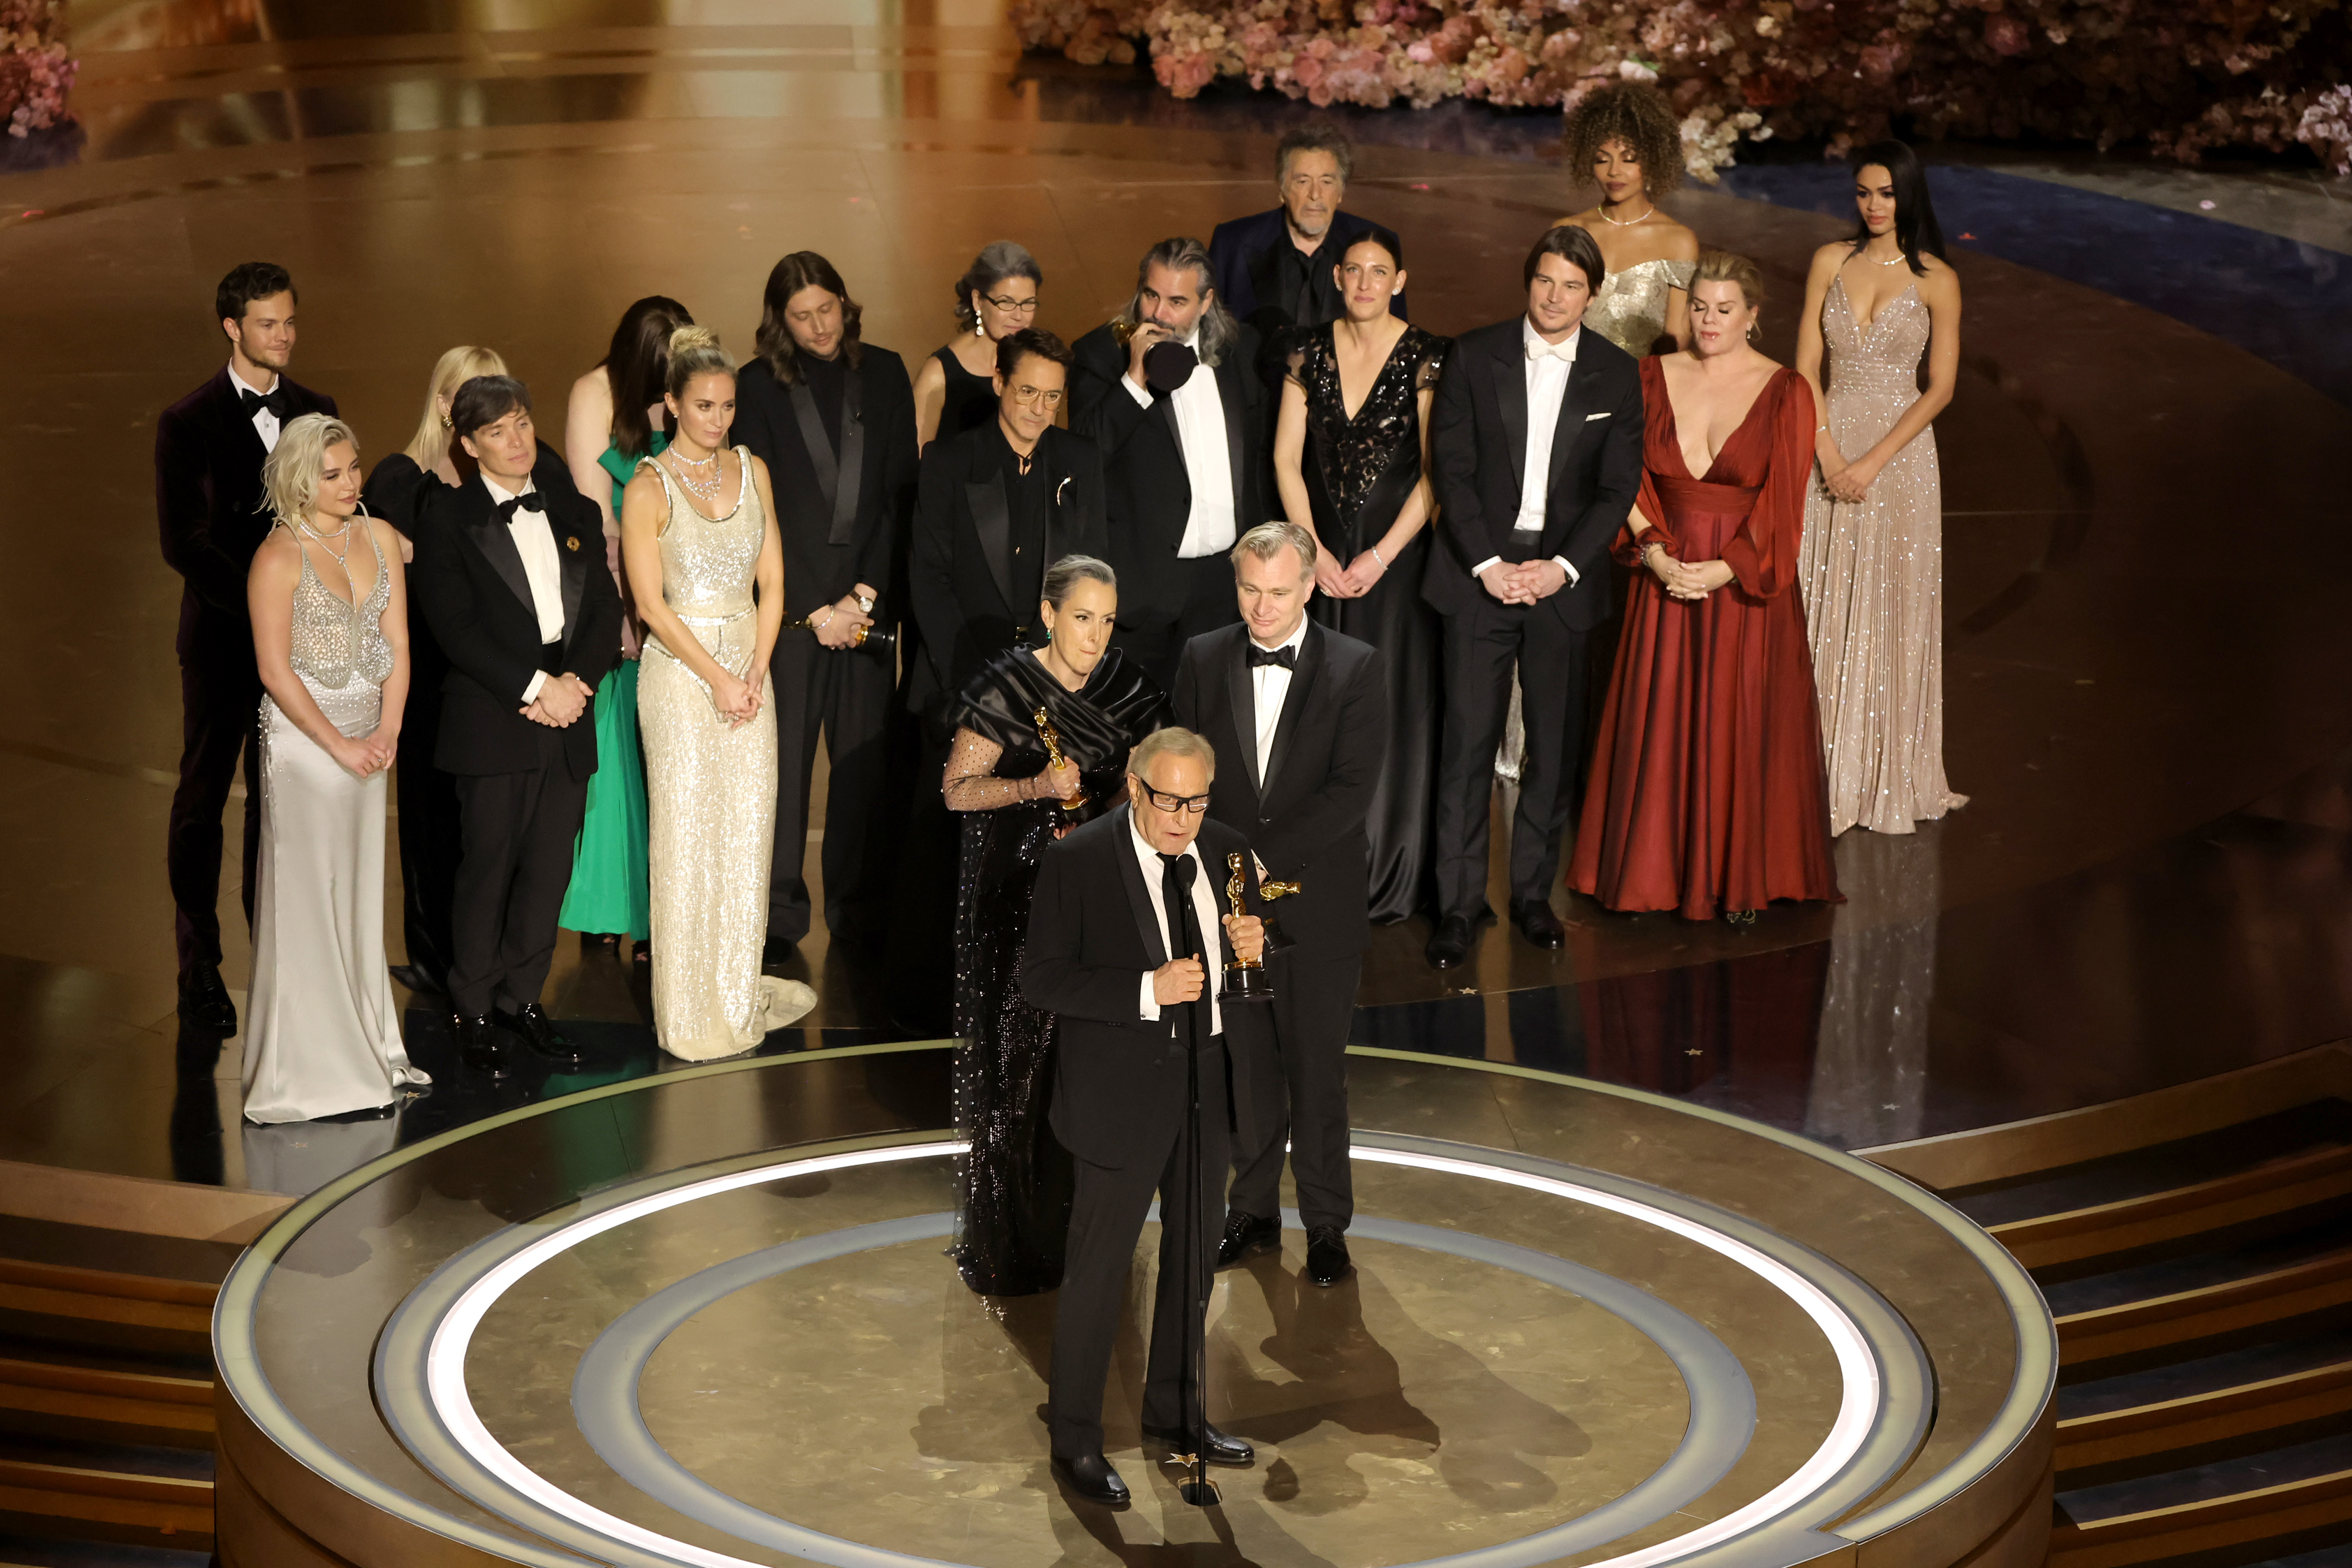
1209;125;1408;338
1069;238;1272;690
1173;520;1387;1288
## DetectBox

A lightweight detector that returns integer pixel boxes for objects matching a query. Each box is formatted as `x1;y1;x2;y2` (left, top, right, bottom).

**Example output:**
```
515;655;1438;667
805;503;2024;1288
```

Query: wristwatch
854;591;875;615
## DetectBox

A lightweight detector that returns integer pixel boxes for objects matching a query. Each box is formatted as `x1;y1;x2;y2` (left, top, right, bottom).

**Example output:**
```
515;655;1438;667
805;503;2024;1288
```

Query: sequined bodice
279;522;392;736
1292;323;1448;527
1587;258;1695;358
644;449;763;621
1822;275;1931;437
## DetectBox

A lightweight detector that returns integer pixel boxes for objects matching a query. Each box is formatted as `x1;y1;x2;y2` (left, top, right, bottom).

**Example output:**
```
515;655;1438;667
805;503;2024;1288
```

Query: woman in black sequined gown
1274;232;1451;922
944;555;1168;1295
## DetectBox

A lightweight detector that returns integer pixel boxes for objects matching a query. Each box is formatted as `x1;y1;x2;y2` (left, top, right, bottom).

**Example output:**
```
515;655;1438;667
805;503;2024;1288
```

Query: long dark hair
1846;141;1947;277
601;295;693;459
756;252;864;384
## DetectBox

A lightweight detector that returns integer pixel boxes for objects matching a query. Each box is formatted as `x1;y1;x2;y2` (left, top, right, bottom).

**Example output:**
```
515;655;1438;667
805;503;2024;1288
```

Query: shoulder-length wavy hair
1562;82;1685;198
402;345;506;471
1846;140;1948;277
1112;237;1239;369
262;414;361;530
756;252;864;384
601;295;694;460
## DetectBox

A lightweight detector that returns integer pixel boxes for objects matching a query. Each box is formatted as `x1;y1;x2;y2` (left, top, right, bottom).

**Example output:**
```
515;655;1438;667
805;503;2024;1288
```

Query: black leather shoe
1051;1451;1130;1505
453;1012;509;1078
1424;914;1473;970
497;1003;583;1064
177;959;237;1035
761;934;798;967
1216;1211;1280;1269
1510;899;1566;949
1143;1422;1255;1467
1305;1226;1353;1288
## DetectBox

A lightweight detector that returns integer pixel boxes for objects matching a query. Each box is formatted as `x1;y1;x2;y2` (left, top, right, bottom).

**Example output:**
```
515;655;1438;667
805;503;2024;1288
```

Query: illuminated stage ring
368;1130;1933;1568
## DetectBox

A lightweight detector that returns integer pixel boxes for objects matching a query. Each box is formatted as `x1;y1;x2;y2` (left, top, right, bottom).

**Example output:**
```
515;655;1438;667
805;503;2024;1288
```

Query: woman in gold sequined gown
1795;142;1968;836
621;327;816;1059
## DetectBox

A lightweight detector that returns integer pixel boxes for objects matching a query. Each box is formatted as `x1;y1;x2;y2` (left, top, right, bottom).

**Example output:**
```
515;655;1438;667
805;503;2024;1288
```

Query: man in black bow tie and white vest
410;376;621;1074
154;262;339;1036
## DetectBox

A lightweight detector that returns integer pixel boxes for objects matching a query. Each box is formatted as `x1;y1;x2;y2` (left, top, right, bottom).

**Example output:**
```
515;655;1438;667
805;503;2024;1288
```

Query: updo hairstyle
665;324;735;400
1690;250;1766;310
1041;554;1116;609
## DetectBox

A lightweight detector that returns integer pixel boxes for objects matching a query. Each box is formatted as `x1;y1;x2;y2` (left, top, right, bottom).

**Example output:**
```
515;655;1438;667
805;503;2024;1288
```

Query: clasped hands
812;588;876;650
520;674;596;729
334;728;399;779
1642;546;1737;601
1315;547;1388;601
1150;915;1267;1005
1820;455;1879;504
1477;559;1569;606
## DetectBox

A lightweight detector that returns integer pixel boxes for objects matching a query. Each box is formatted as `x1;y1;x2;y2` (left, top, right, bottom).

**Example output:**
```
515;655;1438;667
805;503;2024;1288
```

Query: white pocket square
1585;411;1613;421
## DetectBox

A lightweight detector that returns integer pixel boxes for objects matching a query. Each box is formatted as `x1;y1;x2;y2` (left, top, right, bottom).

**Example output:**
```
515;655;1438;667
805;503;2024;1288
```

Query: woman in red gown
1568;251;1840;921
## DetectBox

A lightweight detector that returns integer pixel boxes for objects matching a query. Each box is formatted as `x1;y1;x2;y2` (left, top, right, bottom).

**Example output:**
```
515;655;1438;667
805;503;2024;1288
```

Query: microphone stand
1171;855;1219;1508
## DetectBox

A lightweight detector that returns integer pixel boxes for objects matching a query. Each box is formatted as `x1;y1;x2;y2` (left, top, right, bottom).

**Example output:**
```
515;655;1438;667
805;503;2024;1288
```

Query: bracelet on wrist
1370;545;1388;569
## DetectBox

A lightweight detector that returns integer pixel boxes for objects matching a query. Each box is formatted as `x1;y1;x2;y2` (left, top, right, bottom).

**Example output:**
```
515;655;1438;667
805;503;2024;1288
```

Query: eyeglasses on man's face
1009;384;1066;409
1137;783;1211;814
983;294;1041;315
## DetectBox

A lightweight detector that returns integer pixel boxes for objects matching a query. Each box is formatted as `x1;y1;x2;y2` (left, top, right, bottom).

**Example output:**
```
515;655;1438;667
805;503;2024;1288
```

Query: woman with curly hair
1552;81;1702;357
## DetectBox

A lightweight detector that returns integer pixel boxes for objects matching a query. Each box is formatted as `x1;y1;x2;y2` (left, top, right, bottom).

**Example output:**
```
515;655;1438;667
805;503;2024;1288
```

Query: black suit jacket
1424;318;1644;630
1172;621;1387;956
1024;809;1272;1170
909;422;1106;697
733;351;917;624
155;367;338;666
1067;320;1273;626
1208;207;1410;327
408;476;622;780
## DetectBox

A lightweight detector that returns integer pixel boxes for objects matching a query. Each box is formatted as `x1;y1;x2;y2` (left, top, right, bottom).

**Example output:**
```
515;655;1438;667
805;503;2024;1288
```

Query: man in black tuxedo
733;253;919;959
1172;521;1386;1289
1208;126;1407;348
410;376;620;1071
1023;728;1271;1507
1068;238;1271;691
155;262;336;1034
1423;225;1643;970
909;328;1105;696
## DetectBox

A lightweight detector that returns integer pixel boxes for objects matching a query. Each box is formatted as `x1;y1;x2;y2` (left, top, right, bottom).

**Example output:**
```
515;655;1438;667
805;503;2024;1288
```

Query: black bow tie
496;492;546;522
1248;643;1296;671
238;385;288;421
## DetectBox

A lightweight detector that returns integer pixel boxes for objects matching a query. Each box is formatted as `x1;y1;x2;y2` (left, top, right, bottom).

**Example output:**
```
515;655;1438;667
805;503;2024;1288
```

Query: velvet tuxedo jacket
1023;808;1273;1171
155;366;338;667
1423;317;1644;630
1171;620;1388;956
408;474;621;780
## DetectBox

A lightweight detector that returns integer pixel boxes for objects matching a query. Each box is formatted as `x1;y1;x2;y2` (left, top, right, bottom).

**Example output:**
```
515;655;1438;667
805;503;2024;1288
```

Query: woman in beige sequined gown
621;327;816;1059
1795;142;1967;836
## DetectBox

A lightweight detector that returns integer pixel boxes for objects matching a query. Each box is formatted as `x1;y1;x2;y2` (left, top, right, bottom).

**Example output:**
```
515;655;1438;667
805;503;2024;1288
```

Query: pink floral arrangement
1011;0;2352;176
0;0;74;137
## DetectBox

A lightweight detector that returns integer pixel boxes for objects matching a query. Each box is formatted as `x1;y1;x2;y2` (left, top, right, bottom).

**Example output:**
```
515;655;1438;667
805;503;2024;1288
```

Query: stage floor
3;2;2352;1194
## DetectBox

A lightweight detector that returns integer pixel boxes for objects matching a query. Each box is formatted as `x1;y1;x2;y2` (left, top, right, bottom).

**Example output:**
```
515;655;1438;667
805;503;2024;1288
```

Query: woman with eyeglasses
938;552;1166;1296
915;241;1045;452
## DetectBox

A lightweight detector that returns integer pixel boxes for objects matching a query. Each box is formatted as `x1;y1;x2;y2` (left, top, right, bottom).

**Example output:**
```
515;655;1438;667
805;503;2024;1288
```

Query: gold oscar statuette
1257;870;1302;955
1032;707;1088;813
1220;852;1277;1002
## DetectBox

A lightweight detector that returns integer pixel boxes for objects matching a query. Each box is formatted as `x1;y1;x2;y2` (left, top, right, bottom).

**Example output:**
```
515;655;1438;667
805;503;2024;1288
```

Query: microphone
1173;853;1197;894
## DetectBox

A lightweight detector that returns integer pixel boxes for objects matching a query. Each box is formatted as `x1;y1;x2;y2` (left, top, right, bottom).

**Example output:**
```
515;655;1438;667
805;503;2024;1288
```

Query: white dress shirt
1247;615;1309;786
1469;317;1582;589
1122;326;1238;558
1130;816;1224;1037
482;473;567;702
230;365;282;452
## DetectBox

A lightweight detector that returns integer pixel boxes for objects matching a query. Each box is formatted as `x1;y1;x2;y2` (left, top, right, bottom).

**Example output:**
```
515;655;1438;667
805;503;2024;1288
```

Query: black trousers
395;631;461;987
1050;1036;1229;1460
169;656;263;971
1432;603;1590;919
768;631;894;944
448;763;588;1019
1113;554;1240;693
1228;950;1360;1233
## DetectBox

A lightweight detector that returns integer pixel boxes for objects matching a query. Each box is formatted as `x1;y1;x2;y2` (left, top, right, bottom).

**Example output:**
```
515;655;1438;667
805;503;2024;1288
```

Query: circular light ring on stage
369;1130;1934;1568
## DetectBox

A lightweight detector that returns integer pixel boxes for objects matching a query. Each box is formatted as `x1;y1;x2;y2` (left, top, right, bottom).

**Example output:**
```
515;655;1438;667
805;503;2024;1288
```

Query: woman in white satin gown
243;415;430;1123
620;326;817;1059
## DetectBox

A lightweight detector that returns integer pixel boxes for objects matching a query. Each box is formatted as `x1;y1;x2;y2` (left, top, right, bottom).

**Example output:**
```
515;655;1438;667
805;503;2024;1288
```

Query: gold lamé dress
1798;275;1966;835
637;454;815;1060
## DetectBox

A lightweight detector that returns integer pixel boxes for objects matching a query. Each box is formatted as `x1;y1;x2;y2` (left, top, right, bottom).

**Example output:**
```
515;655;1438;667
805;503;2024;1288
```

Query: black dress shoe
177;959;237;1035
761;934;798;967
1143;1422;1255;1467
1510;899;1566;949
1215;1211;1280;1269
1305;1226;1353;1287
497;1002;583;1064
453;1012;509;1078
1051;1451;1130;1505
1424;914;1474;970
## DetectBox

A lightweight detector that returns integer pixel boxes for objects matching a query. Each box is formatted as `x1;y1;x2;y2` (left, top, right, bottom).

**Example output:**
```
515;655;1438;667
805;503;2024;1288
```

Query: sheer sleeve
1721;371;1814;599
943;726;1043;812
1413;336;1447;394
1282;343;1309;392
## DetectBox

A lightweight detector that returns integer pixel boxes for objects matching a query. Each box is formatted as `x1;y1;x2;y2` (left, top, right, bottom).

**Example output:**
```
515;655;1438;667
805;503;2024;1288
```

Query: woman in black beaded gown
944;554;1167;1295
1273;231;1450;922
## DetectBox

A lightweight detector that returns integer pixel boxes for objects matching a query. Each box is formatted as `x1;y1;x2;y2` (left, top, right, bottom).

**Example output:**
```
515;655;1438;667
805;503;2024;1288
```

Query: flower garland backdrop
1010;0;2352;176
0;0;73;137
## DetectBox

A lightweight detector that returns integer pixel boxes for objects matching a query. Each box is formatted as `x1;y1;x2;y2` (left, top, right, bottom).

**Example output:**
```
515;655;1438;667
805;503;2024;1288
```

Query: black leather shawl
951;645;1168;774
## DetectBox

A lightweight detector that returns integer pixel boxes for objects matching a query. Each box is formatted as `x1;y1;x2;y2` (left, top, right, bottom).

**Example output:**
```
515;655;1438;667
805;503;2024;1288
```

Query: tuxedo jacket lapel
1043;434;1082;559
1111;807;1169;969
463;482;538;621
555;513;588;648
833;367;865;545
966;471;1017;617
1216;357;1248;509
1492;336;1528;501
1224;631;1261;795
1262;622;1324;797
787;382;841;515
1548;352;1600;491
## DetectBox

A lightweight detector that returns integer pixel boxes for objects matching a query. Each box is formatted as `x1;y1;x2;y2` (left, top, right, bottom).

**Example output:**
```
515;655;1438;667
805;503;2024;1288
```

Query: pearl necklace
1598;202;1656;227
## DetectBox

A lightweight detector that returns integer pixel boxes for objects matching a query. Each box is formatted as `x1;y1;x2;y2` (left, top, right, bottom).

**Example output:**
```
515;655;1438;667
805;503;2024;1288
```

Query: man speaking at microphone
1022;727;1272;1506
